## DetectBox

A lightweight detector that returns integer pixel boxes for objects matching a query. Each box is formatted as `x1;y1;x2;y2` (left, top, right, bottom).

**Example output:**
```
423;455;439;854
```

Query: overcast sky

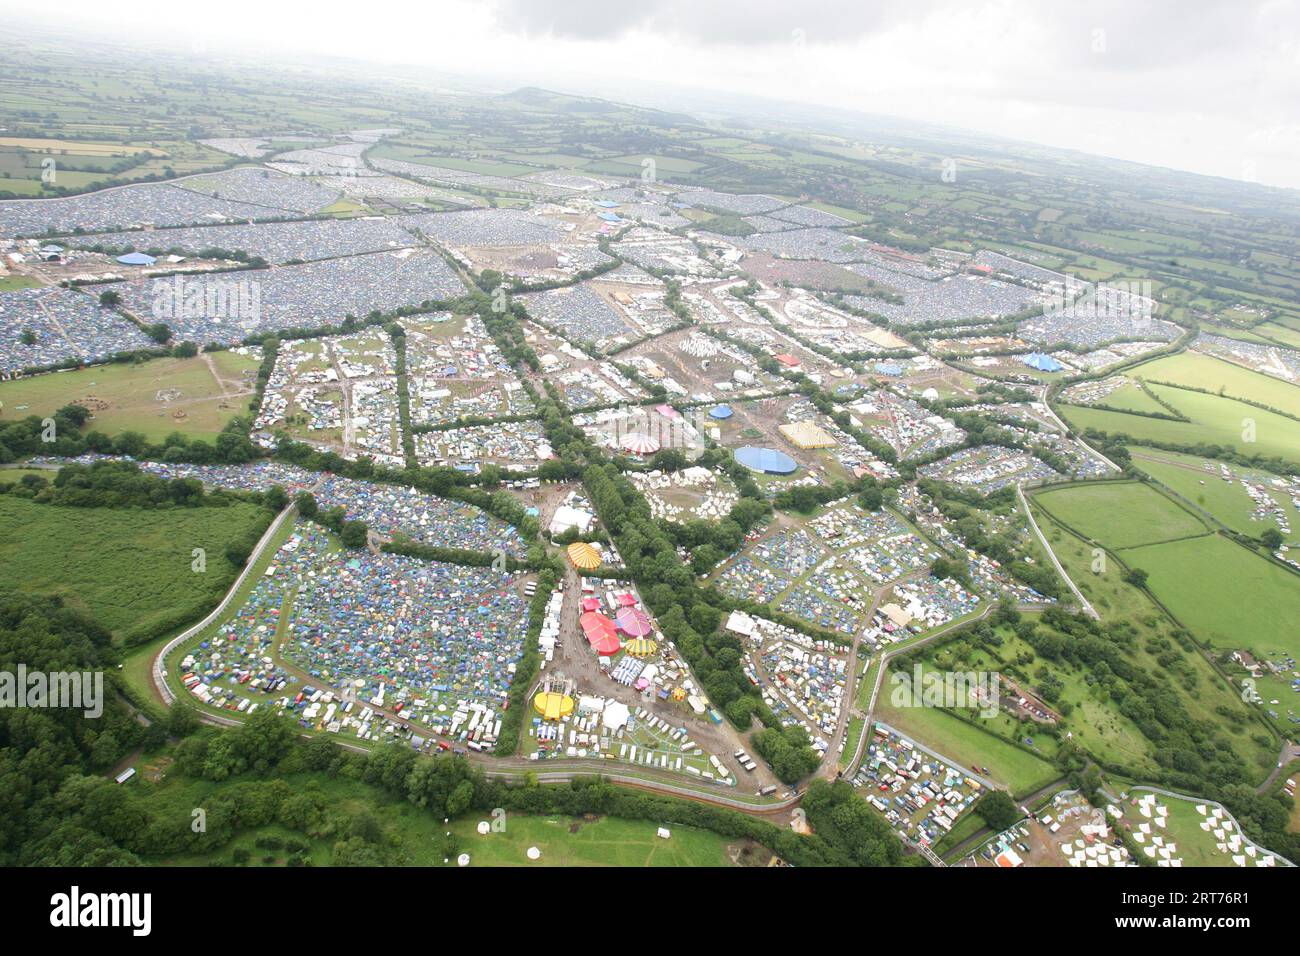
5;0;1299;189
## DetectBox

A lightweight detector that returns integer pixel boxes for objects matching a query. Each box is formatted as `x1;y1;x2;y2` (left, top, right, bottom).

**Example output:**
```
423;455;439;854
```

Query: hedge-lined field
0;495;271;642
1123;534;1300;660
1034;481;1208;549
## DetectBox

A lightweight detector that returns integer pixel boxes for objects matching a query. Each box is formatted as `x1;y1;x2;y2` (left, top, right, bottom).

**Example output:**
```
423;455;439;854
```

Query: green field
1133;351;1300;417
1123;791;1273;868
0;274;40;291
146;766;741;867
1123;534;1300;660
1127;447;1300;542
1059;387;1300;463
920;627;1158;774
1033;481;1208;549
448;814;740;867
0;495;271;641
0;353;259;442
1094;382;1170;415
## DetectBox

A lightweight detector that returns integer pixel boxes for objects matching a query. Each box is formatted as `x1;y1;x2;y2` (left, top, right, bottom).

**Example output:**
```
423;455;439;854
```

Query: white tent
550;505;595;536
602;700;631;731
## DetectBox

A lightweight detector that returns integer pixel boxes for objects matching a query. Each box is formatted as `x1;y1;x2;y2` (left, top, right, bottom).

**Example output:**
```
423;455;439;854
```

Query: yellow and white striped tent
778;420;836;449
566;541;602;570
624;637;659;657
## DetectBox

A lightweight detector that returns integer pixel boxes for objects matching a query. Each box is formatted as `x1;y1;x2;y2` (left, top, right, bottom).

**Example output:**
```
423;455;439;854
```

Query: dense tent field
2;16;1299;884
875;695;1060;797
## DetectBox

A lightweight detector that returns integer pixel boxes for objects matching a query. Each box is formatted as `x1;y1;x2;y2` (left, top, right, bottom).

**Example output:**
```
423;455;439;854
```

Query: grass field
0;274;40;291
1134;351;1300;417
1125;791;1272;868
1122;534;1300;660
0;495;272;641
1059;387;1300;464
0;352;259;442
1127;447;1300;542
448;814;739;867
1033;481;1208;549
147;768;741;867
1094;382;1170;415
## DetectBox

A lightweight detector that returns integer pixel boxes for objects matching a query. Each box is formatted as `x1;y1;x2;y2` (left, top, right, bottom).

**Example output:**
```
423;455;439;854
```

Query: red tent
581;597;601;612
616;593;638;607
581;611;617;640
589;632;622;656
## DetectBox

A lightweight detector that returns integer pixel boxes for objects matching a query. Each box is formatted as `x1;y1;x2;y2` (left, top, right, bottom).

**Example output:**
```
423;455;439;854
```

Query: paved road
1256;743;1300;795
1017;484;1098;620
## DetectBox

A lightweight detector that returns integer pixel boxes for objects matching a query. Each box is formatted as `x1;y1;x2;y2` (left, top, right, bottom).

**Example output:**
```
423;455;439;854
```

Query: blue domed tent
735;446;798;475
115;252;156;266
709;404;734;420
1022;351;1064;372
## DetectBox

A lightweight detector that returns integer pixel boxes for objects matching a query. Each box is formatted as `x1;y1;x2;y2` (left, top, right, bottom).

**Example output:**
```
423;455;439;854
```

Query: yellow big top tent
779;420;837;449
533;691;574;721
566;541;602;570
624;637;659;657
671;687;688;701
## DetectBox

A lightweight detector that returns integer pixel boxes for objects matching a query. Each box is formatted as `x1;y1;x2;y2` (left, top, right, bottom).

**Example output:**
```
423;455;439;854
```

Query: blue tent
597;212;622;223
1023;351;1063;372
116;252;156;266
594;199;619;208
709;404;734;420
735;446;798;475
874;362;902;376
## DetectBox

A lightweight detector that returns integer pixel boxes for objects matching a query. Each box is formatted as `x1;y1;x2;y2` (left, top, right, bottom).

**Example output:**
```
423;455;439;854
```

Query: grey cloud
486;0;934;45
486;0;1296;67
